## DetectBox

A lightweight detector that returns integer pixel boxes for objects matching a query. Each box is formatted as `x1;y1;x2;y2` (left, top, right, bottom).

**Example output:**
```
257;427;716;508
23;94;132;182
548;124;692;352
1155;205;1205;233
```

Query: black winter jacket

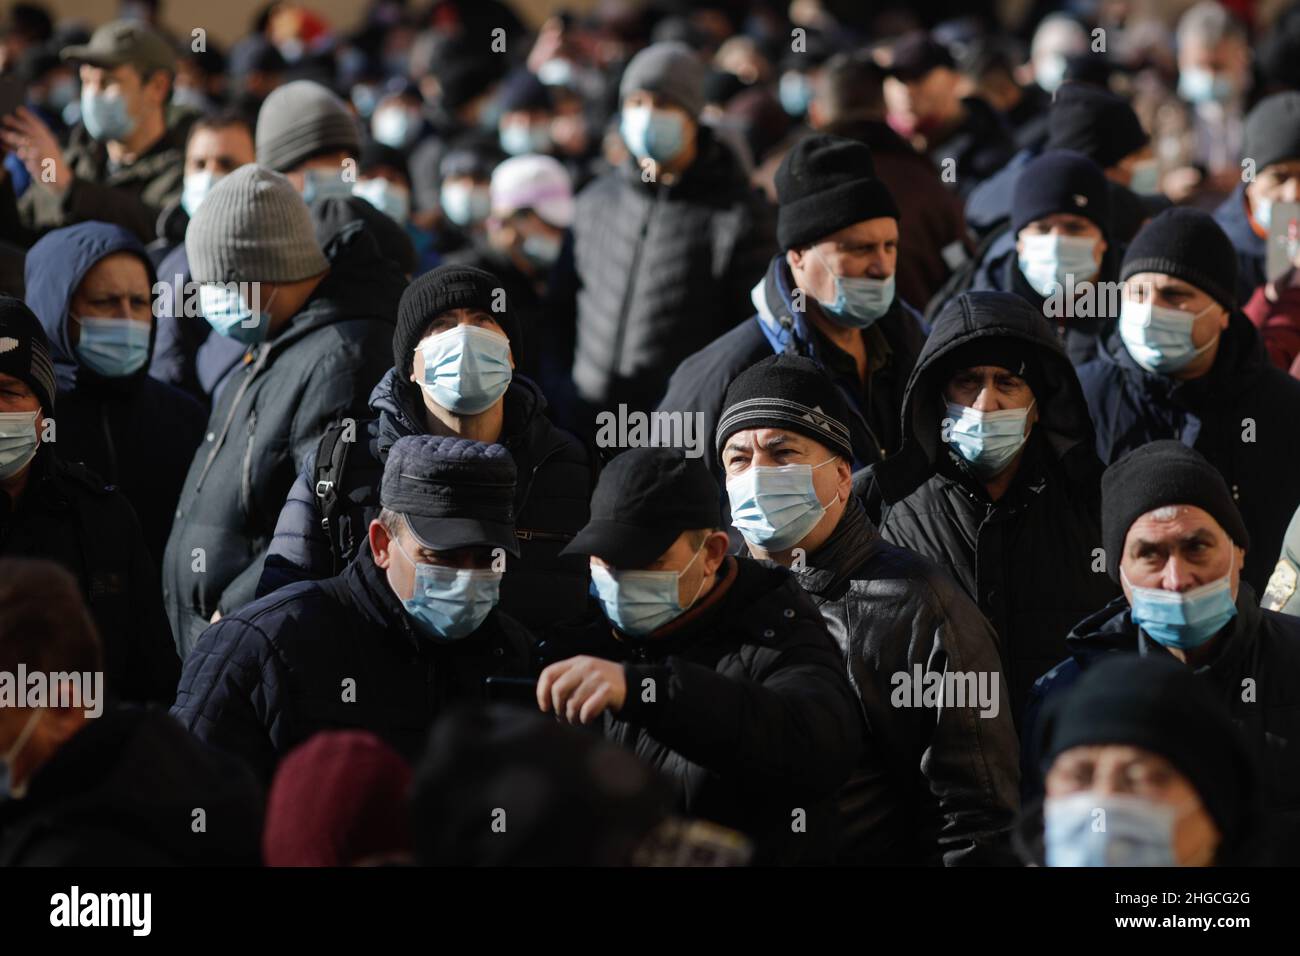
794;495;1020;865
540;556;863;865
569;126;774;412
875;292;1120;723
1;449;179;704
162;222;404;656
1024;585;1300;862
1075;313;1300;595
0;706;262;865
256;369;593;631
171;548;537;784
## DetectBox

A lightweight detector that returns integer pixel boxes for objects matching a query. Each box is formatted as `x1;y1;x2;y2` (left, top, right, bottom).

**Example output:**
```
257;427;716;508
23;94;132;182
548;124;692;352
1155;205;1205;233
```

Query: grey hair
1177;1;1246;50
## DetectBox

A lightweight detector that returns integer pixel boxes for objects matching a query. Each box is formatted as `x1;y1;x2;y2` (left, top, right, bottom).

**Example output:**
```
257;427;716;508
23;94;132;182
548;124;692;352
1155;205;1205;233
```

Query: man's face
1123;272;1228;352
79;62;163;128
1109;144;1155;187
408;307;513;389
1246;160;1300;210
0;373;44;467
1177;37;1249;93
591;528;728;608
944;365;1038;423
69;252;153;342
185;124;255;177
1016;212;1106;269
621;90;698;153
488;208;564;268
370;516;494;603
1045;744;1220;866
787;218;899;307
1120;505;1243;599
887;67;959;128
721;427;850;553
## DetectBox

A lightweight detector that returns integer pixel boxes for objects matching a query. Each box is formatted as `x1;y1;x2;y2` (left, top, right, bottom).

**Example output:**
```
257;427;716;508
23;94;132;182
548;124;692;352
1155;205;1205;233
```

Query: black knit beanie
0;296;56;412
1011;149;1110;237
776;134;900;251
1101;440;1249;581
716;354;854;461
1242;91;1300;172
1046;83;1149;170
1040;653;1257;858
1120;208;1238;313
393;265;519;380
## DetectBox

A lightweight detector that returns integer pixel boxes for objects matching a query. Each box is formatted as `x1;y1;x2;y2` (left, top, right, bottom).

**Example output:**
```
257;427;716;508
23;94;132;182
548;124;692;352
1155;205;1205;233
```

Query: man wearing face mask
163;166;401;657
431;140;502;259
0;299;178;704
1;20;184;243
538;447;862;864
23;221;204;563
0;559;263;866
568;41;774;418
147;111;257;402
715;355;1020;864
172;435;536;784
659;135;924;514
1076;208;1300;597
257;265;590;634
255;79;416;277
1024;441;1300;857
962;150;1118;365
1215;92;1300;307
1021;654;1262;866
875;292;1118;723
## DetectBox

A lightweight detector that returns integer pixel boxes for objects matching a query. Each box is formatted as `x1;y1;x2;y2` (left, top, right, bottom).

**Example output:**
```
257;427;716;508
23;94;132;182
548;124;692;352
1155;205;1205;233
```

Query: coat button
783;608;795;618
493;647;504;657
206;432;215;442
763;628;775;638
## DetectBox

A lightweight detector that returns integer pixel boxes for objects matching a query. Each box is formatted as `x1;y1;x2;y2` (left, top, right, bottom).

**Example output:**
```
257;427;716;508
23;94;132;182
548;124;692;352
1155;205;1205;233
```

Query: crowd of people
1;0;1300;868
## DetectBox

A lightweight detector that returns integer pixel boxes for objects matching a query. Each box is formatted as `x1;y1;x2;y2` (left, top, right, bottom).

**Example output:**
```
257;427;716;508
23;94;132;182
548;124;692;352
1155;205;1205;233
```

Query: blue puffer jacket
1075;314;1300;595
23;221;206;563
1213;183;1267;306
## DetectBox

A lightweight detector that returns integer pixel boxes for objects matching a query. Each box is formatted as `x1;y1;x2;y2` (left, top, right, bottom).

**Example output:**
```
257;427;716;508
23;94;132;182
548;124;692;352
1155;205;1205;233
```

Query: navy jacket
1214;183;1267;306
171;548;537;784
1075;314;1300;595
23;221;206;563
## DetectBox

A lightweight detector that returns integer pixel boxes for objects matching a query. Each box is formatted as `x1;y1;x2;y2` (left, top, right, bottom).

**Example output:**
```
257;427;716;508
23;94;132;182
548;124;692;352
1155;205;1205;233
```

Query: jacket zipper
193;346;269;495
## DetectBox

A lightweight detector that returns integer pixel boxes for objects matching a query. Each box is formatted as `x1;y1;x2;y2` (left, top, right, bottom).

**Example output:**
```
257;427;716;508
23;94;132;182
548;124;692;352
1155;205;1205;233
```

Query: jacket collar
797;494;880;595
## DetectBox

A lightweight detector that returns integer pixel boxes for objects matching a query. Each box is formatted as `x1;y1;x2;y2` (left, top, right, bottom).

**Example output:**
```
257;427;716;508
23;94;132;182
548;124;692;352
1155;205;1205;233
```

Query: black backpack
311;421;375;575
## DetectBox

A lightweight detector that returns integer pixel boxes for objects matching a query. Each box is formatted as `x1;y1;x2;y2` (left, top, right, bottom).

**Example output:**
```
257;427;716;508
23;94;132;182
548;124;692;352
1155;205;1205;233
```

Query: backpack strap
313;423;353;575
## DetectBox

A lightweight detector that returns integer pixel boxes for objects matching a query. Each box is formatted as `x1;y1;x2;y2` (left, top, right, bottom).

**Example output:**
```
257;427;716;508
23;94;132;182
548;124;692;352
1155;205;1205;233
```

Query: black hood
874;290;1099;504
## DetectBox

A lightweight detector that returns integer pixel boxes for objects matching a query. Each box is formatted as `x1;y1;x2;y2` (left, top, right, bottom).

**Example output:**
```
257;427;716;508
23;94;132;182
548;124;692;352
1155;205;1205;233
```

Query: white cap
489;154;574;229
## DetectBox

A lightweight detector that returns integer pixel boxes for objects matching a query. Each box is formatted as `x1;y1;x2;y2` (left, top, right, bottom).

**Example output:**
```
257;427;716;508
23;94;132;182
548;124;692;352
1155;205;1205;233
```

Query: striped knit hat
0;296;57;412
186;165;329;284
716;354;853;460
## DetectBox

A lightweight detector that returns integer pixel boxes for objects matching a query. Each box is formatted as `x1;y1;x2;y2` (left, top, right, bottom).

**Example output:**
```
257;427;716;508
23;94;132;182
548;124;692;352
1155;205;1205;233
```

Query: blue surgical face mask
0;709;43;801
80;88;137;142
521;232;562;269
302;168;356;204
726;458;839;551
396;540;501;641
1253;195;1273;230
1018;233;1100;298
1035;54;1068;94
590;544;708;636
372;107;419;150
944;400;1034;480
1178;66;1235;105
0;409;40;481
500;122;551;156
199;283;278;345
537;59;576;88
1129;159;1161;197
440;182;491;227
778;71;812;116
1118;297;1217;375
1122;548;1238;650
812;247;896;328
351;83;379;119
353;177;411;225
1044;791;1179;866
73;315;151;377
620;105;688;165
46;76;77;112
416;324;513;415
181;170;217;218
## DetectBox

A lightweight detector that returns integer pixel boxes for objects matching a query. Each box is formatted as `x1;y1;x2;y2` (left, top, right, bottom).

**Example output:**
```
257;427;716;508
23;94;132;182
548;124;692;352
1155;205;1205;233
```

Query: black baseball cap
380;435;519;556
561;448;720;567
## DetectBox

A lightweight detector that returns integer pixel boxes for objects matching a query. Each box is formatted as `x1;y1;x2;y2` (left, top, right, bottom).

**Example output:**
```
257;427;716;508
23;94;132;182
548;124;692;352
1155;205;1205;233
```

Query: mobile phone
0;74;25;120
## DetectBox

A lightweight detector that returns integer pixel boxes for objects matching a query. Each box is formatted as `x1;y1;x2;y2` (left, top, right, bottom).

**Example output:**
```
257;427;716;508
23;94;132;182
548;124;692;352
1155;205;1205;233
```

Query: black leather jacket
793;495;1021;865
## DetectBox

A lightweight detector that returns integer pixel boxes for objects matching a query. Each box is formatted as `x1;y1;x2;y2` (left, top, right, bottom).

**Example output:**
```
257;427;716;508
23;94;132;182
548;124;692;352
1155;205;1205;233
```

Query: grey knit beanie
256;79;362;172
618;42;706;116
186;165;329;284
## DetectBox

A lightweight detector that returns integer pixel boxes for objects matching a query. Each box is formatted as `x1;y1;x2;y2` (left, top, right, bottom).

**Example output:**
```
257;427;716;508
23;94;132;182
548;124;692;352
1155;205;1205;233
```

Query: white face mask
0;409;40;480
1118;297;1217;375
1017;233;1100;298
